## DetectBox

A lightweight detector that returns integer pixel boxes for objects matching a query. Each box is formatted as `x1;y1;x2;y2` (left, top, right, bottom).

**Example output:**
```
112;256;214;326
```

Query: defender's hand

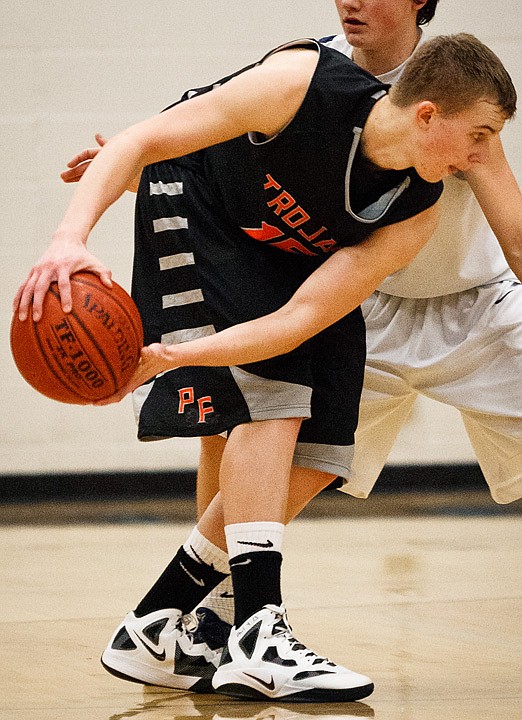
61;134;107;184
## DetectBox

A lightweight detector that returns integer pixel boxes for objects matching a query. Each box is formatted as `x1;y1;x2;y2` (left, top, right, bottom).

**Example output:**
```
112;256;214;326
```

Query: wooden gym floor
0;492;520;719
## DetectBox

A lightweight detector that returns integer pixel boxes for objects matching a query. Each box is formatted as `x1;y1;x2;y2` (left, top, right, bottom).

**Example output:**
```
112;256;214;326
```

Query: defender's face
415;100;506;182
334;0;426;48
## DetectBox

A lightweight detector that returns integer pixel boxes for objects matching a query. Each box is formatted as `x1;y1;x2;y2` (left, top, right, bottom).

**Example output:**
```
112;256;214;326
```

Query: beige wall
1;1;520;475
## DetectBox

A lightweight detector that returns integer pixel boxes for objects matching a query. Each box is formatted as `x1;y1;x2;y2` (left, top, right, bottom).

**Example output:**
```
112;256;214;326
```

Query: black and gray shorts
131;160;365;479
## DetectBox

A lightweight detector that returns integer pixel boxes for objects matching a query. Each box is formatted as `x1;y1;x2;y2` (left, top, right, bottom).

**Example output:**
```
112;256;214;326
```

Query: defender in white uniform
324;28;521;504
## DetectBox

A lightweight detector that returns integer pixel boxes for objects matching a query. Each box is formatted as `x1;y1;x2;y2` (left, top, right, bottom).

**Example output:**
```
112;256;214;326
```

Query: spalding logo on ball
10;272;144;405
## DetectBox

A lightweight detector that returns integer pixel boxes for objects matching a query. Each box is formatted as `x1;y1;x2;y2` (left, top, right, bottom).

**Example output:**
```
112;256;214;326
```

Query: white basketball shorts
341;280;522;504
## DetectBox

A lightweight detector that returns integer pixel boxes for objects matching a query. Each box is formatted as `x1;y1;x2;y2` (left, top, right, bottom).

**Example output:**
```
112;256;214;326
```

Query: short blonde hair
390;33;517;119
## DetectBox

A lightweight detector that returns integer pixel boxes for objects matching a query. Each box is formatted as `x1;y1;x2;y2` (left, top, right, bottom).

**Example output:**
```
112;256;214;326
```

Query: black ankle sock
134;546;228;617
230;551;283;626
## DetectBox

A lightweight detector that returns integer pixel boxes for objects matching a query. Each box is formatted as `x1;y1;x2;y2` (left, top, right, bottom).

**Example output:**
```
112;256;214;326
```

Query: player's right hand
13;241;112;322
60;134;107;184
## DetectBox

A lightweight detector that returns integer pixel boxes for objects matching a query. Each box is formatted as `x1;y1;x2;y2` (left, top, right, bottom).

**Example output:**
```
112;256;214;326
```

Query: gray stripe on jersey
153;216;188;233
293;442;354;480
132;382;155;424
162;289;204;308
159;252;195;271
150;181;183;196
161;325;215;344
229;365;312;421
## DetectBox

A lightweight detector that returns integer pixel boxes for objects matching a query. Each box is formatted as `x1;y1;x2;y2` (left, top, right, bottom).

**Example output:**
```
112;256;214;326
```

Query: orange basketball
10;272;144;404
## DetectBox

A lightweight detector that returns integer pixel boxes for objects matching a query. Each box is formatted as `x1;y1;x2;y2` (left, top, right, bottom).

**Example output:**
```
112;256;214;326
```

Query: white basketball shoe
212;703;375;719
212;604;374;702
101;608;221;692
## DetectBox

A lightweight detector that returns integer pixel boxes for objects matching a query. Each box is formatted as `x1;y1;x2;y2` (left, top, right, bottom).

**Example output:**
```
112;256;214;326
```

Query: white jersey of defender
325;33;521;505
324;33;514;298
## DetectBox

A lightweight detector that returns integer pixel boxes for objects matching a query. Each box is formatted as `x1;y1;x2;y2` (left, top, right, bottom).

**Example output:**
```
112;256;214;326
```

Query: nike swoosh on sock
237;539;274;548
229;557;252;567
180;561;206;586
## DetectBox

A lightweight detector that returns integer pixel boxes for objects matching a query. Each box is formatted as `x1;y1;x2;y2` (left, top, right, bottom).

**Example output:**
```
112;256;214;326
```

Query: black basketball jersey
166;39;443;261
131;39;445;444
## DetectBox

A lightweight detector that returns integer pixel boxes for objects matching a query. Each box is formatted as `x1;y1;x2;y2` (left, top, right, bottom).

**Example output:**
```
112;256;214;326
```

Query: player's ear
415;101;438;129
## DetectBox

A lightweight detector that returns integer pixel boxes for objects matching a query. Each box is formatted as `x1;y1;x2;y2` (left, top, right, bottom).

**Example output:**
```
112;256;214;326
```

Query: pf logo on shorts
178;387;214;423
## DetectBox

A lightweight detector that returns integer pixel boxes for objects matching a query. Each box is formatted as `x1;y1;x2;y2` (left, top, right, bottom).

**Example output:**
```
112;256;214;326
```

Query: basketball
10;272;144;405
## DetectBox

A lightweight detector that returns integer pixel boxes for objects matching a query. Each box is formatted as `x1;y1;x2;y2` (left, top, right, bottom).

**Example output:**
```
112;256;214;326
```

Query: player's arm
101;204;438;401
465;135;522;282
15;47;319;321
167;205;438;360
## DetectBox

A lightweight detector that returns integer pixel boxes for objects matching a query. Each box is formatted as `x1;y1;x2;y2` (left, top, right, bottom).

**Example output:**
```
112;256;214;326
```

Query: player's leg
211;421;339;620
196;461;336;630
432;279;521;504
198;437;336;534
194;447;234;627
212;311;374;702
197;434;225;521
217;417;302;624
460;410;522;503
100;417;305;693
127;413;368;701
104;379;365;699
102;420;371;700
210;418;372;702
338;292;418;497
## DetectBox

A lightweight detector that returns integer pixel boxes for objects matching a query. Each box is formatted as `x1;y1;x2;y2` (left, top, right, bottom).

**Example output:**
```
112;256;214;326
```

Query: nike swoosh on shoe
244;672;276;690
133;633;167;661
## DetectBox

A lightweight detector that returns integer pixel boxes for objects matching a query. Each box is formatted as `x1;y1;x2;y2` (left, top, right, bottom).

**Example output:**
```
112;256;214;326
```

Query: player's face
334;0;426;49
415;100;506;182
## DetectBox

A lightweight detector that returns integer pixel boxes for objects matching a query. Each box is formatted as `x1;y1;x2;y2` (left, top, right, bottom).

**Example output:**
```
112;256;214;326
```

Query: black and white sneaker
212;702;375;719
101;609;221;692
212;604;374;702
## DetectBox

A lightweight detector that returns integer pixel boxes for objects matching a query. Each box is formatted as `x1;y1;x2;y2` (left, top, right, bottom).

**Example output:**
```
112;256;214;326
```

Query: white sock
183;525;229;574
225;521;284;560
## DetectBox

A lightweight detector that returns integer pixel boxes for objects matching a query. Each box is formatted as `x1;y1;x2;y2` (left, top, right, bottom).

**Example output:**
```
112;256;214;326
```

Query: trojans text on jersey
241;174;339;256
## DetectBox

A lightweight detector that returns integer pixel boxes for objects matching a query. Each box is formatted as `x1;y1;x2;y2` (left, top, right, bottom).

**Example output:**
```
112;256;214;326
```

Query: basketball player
188;0;522;634
17;34;516;701
131;0;517;639
324;0;522;505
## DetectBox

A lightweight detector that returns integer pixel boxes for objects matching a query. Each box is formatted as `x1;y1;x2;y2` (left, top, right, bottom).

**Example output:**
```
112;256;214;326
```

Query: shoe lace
176;612;222;665
178;612;198;633
267;605;334;667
